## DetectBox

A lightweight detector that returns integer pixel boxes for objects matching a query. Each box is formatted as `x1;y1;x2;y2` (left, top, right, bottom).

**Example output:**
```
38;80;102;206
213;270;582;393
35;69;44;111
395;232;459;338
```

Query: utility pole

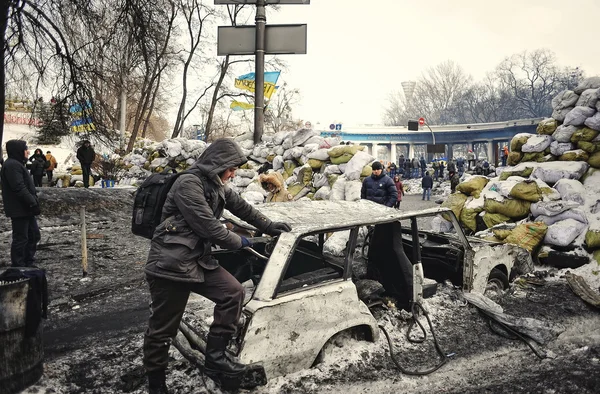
254;0;266;144
119;88;126;152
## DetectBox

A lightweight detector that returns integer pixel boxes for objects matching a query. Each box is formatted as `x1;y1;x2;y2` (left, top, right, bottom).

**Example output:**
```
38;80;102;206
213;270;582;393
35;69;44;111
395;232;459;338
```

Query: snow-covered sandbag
552;90;579;110
324;230;351;257
236;169;257;179
344;151;375;181
302;143;319;156
543;219;587;247
242;191;265;204
532;178;561;201
521;135;552;153
558;149;589;162
536;118;558;135
535;208;588;226
531;200;581;217
232;176;253;188
235;131;253;142
313;173;329;188
584;112;600;131
510;133;535;152
272;155;284;171
320;137;341;149
282;149;294;161
553;179;586;205
273;131;290;146
549;141;574;156
574;77;600;95
576;89;599;108
430;215;454;233
552;107;573;123
531;161;589;184
274;145;284;156
582;168;600;193
292;129;318;147
285;175;296;186
282;135;293;150
239;140;254;150
344;180;363;201
290;146;304;159
564;106;596;126
245;181;267;196
324;165;342;176
307;148;331;161
159;140;183;157
329;176;347;201
313;185;331;200
338;163;348;173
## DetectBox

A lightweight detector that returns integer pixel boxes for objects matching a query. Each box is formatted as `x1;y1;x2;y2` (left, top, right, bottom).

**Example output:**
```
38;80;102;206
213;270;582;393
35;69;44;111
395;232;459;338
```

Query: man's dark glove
240;236;252;248
265;222;292;236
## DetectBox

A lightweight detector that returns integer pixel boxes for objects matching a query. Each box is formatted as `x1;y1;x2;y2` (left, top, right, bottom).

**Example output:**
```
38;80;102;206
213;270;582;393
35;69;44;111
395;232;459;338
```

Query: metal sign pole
254;0;266;144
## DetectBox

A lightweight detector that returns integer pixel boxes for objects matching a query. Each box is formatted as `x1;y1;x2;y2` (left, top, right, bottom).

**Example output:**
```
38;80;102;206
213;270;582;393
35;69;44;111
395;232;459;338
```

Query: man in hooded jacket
1;140;41;267
143;138;291;393
76;140;95;188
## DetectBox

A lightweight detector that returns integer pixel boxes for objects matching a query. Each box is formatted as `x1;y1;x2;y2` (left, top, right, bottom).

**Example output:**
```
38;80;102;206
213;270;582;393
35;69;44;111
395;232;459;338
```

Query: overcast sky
262;0;600;127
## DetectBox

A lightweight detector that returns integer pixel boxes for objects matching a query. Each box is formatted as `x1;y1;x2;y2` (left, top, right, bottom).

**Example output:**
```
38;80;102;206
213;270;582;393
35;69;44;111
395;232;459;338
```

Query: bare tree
382;91;409;126
264;83;301;133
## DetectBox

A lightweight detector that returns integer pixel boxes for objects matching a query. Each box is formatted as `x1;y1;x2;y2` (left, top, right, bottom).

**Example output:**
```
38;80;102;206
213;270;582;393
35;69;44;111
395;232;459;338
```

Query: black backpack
131;169;202;239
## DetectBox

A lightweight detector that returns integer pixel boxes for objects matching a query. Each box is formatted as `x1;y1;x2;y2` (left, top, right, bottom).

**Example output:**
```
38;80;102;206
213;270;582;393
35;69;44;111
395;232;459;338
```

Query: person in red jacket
393;175;404;209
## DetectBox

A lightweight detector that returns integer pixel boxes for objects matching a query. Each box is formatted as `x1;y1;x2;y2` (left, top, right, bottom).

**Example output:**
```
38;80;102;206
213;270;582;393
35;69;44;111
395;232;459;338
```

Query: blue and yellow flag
230;101;254;111
234;71;281;99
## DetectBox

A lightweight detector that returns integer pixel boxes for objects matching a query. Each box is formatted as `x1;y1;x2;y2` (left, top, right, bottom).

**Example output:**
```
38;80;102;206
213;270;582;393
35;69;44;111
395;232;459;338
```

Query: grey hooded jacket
144;138;272;283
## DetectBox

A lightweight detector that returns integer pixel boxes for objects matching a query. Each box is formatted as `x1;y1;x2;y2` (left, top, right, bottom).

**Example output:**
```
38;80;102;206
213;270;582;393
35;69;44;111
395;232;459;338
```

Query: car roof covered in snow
223;200;451;234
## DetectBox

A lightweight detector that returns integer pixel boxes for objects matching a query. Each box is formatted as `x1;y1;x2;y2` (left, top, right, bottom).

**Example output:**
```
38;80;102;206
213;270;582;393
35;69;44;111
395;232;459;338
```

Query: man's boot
204;333;247;390
147;369;169;394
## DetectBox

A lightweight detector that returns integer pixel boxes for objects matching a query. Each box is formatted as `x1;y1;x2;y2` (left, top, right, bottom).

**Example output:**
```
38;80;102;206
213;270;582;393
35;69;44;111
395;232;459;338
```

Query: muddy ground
1;188;599;394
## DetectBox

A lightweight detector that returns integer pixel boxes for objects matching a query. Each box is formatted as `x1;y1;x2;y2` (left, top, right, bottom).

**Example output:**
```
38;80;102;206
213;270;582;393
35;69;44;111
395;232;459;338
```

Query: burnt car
177;200;532;383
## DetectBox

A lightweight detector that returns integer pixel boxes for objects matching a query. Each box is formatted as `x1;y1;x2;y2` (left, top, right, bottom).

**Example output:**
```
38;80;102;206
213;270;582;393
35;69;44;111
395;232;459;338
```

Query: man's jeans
422;188;431;201
81;163;92;188
11;216;41;267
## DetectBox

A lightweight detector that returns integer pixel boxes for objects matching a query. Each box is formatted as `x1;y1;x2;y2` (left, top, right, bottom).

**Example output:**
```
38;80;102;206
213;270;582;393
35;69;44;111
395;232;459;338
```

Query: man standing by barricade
45;151;58;185
76;140;95;188
361;161;397;207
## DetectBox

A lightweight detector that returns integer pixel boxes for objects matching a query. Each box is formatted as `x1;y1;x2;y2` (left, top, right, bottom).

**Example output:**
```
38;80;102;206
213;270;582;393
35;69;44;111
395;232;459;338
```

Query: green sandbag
511;134;531;152
570;127;599;143
577;141;600;154
504;222;547;253
266;154;276;163
521;152;546;162
499;167;534;181
537;118;557;135
559;150;589;162
284;160;297;176
287;183;304;197
441;192;468;222
308;159;324;170
330;153;354;165
328;174;339;188
361;164;372;177
460;207;483;232
590;152;600;169
483;212;511;228
585;230;600;249
327;144;365;158
456;176;489;196
507;152;523;166
492;229;513;240
297;166;313;186
484;198;531;219
509;181;542;202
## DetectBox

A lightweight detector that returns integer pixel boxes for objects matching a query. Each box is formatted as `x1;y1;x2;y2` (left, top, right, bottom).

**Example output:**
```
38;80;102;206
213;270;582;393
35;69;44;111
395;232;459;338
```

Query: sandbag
590;152;600;169
344;151;375;181
344;180;362;201
302;143;319;156
530;200;580;217
307;148;331;161
292;129;318;146
361;165;372;177
584;112;600;131
441;192;468;222
535;208;588;226
484;198;531;219
544;219;587;247
559;149;589;162
586;230;600;249
536;118;557;135
297;165;313;186
570;127;599;143
574;76;600;94
552;90;579;110
507;151;522;166
283;160;297;176
576;141;600;154
307;159;324;170
287;183;304;197
521;135;552;153
272;155;284;171
329;176;347;201
564;106;596;126
313;173;328;188
456;176;489;196
330;153;354;165
531;161;589;184
509;181;542;202
552;124;579;143
552;107;572;123
328;144;364;158
553;179;586;205
576;88;599;108
499;167;534;180
323;165;342;176
430;215;454;233
272;131;290;145
549;141;574;157
313;185;331;201
521;152;546;162
504;222;548;253
482;212;511;229
460;206;482;232
510;133;534;152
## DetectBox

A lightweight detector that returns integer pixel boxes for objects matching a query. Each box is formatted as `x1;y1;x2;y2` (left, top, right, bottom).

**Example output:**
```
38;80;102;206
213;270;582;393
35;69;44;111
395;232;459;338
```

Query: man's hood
6;140;27;160
191;138;247;180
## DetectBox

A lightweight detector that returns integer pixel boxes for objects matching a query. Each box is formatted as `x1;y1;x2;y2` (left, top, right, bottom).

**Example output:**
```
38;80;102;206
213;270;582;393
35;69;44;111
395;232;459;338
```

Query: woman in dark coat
29;149;47;187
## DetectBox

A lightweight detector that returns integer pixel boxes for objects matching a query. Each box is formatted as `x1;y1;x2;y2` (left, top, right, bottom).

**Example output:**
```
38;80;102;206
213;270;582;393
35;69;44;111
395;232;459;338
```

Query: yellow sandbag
456;176;489;196
492;229;513;240
508;152;522;166
327;145;364;158
509;181;542;202
328;174;339;188
330;153;354;165
570;127;599;143
484;236;506;243
484;198;531;219
590;152;600;169
577;141;600;154
504;222;548;253
71;169;83;175
287;183;304;197
361;165;372;177
297;166;313;186
483;212;511;228
441;192;468;222
585;230;600;249
499;167;534;181
266;154;276;163
284;161;297;176
559;150;589;162
536;118;557;135
521;152;546;162
308;159;324;170
511;134;531;152
61;174;71;188
460;207;482;232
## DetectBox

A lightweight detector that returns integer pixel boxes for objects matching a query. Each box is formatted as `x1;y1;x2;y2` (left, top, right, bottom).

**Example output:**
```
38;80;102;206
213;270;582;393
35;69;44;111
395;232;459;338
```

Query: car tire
486;268;509;293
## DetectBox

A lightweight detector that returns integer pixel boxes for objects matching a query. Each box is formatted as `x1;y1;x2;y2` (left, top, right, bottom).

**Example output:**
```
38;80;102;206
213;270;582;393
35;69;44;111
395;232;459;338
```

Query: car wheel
485;268;509;295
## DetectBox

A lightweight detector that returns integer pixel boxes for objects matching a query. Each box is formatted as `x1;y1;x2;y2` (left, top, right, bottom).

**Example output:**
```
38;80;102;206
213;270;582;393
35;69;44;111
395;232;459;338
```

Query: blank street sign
218;24;307;56
215;1;310;4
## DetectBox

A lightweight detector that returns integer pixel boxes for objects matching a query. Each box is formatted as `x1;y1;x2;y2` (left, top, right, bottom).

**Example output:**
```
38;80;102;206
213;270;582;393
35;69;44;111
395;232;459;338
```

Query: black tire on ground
488;267;510;290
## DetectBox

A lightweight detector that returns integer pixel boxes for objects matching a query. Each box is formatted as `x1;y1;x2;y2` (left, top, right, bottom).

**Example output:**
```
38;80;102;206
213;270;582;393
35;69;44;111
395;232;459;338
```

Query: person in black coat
76;140;95;188
361;161;397;207
29;148;47;187
1;140;41;267
421;172;433;201
419;156;427;177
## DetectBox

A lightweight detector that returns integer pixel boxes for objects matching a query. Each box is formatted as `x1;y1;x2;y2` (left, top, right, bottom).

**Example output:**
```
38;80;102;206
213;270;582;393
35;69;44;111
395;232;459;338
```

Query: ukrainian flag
230;101;254;111
234;71;281;99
